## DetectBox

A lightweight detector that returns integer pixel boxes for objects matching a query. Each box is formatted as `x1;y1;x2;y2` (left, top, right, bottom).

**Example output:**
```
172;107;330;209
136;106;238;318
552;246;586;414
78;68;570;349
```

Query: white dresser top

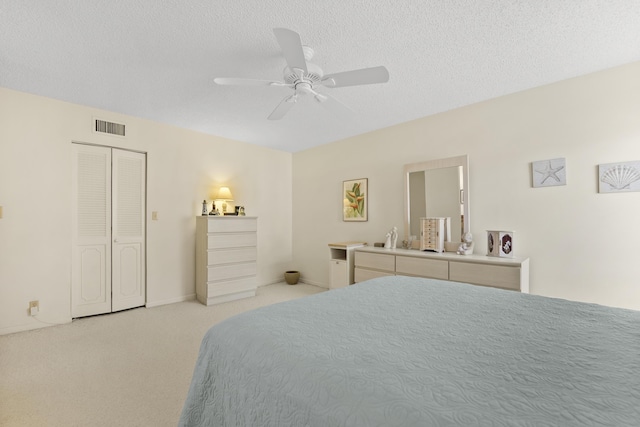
356;246;528;267
196;215;257;219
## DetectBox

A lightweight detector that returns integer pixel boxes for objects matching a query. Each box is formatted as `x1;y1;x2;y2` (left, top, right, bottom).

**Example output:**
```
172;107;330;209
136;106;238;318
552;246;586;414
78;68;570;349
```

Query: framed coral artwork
343;178;368;221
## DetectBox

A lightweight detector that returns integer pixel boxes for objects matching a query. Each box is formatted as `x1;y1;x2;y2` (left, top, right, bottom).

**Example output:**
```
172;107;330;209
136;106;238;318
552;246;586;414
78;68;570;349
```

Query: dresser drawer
208;247;257;265
208;262;257;282
207;218;257;233
207;232;257;249
396;256;448;280
449;261;521;291
355;252;395;272
207;276;257;296
354;267;394;283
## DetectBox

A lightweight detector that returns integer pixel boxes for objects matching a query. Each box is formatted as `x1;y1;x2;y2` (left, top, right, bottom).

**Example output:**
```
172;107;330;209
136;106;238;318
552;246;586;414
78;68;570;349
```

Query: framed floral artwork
343;178;367;221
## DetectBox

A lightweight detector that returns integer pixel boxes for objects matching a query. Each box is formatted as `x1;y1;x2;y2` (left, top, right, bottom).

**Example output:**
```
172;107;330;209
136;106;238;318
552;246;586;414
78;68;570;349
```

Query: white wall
2;61;639;335
0;87;293;334
292;61;640;311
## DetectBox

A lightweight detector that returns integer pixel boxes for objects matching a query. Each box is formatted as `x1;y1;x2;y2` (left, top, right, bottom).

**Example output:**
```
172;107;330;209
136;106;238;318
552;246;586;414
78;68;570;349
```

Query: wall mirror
403;155;470;246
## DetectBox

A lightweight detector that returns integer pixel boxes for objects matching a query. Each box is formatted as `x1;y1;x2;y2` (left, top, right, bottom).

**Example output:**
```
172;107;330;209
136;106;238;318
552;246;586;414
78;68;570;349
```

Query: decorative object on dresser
195;216;257;305
531;158;566;187
328;242;367;289
457;231;474;255
598;160;640;193
208;201;219;215
383;226;398;249
420;217;449;253
354;246;529;293
215;186;234;213
343;178;367;221
486;230;514;258
201;200;208;216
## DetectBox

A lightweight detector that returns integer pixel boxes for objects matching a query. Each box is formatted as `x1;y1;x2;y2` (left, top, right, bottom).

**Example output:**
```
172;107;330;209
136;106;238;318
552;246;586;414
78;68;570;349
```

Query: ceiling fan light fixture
283;62;323;85
216;28;389;120
295;82;314;94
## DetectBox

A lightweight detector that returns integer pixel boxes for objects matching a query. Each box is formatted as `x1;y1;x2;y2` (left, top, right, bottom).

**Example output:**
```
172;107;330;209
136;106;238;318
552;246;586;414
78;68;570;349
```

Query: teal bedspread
179;276;640;426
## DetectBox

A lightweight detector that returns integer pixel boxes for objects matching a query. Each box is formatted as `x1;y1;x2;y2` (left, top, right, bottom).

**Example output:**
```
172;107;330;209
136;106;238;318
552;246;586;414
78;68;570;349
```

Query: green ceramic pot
284;271;300;285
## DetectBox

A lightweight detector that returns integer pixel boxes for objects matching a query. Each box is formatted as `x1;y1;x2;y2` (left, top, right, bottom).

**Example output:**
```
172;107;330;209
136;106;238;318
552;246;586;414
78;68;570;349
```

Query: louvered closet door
72;145;113;317
111;149;146;312
72;145;146;317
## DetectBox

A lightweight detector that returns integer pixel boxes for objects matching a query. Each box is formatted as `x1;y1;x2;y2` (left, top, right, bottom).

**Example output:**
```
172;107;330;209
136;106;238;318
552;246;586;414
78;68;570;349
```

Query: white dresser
195;216;258;305
354;247;529;293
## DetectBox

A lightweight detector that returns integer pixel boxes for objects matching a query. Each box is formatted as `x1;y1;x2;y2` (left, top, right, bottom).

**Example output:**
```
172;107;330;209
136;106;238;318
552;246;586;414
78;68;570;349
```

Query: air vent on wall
94;118;126;137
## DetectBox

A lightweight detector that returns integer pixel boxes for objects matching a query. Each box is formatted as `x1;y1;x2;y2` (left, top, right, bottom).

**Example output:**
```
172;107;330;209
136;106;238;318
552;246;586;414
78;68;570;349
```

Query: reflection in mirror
404;155;470;247
409;168;462;241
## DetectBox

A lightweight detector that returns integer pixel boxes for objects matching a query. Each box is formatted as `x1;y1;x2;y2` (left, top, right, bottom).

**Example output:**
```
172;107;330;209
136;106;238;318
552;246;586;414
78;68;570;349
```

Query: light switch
151;211;158;221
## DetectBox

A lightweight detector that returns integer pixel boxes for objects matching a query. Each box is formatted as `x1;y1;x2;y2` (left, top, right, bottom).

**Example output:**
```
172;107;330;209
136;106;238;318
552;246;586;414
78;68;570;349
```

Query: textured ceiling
1;1;639;152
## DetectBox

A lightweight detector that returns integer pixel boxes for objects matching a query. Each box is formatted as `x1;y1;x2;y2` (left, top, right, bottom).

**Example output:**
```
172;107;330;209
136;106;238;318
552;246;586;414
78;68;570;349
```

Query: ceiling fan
214;28;390;120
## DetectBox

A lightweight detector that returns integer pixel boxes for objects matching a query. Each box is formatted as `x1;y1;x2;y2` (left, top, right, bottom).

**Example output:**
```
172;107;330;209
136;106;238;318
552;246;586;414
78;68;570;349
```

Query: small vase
284;271;300;285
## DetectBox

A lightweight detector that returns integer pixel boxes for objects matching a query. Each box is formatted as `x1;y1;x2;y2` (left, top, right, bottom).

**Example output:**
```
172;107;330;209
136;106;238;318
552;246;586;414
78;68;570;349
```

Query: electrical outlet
29;300;39;316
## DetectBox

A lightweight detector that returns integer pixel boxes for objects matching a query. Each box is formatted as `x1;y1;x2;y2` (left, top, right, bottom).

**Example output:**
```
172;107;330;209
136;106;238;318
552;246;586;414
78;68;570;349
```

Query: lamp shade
217;187;234;201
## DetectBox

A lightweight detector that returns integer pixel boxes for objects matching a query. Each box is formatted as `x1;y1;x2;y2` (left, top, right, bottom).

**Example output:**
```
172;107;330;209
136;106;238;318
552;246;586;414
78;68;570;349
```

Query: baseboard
144;280;327;309
258;277;328;289
258;278;282;287
0;317;72;336
146;293;196;308
299;278;328;288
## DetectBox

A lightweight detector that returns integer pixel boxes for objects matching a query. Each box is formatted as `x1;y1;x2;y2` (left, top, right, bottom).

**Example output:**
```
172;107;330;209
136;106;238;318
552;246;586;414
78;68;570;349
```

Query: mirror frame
403;154;470;244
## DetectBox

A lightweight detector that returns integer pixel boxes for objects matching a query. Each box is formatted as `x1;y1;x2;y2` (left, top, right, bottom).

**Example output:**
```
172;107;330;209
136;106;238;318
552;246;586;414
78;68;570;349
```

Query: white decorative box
487;230;514;258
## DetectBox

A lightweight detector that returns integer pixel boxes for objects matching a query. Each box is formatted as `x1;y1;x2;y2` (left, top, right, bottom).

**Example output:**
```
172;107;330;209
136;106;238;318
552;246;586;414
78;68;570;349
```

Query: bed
179;276;640;426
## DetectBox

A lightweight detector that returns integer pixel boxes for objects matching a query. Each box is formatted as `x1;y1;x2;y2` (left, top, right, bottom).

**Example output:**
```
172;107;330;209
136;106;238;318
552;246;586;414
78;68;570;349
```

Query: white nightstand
328;242;367;289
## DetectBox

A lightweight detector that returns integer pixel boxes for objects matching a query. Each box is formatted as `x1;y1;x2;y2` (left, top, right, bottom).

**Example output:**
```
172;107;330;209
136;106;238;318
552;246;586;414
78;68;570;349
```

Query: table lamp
216;186;234;214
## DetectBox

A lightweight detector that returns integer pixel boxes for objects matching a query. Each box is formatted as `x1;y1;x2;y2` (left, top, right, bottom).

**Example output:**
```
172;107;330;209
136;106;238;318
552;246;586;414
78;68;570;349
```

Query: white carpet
0;283;325;427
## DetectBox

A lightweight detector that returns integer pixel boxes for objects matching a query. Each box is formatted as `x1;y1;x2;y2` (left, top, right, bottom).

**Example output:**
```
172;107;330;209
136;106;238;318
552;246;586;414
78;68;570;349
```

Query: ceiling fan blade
268;95;297;120
321;66;389;88
314;92;354;118
214;77;289;87
273;28;308;73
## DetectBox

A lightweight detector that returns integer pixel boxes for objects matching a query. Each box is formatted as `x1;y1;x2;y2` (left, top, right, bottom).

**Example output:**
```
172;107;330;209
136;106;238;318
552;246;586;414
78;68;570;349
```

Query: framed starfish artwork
531;158;566;188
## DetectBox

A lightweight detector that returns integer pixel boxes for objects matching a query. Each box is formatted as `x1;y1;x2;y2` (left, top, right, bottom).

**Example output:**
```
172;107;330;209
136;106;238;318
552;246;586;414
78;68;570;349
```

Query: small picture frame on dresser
487;230;514;258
